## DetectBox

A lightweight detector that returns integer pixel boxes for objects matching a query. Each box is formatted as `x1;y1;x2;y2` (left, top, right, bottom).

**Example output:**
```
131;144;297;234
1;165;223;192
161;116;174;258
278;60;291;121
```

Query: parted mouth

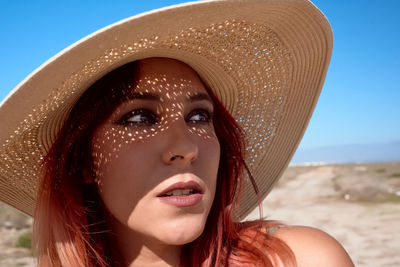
157;180;203;197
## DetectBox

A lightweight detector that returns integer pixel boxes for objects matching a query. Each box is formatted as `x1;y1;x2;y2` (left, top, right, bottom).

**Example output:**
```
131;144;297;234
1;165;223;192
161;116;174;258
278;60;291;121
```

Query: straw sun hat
0;0;332;218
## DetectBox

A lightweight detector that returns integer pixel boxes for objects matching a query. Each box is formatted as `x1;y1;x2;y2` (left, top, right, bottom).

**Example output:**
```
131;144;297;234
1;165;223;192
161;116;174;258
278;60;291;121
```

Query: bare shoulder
273;225;354;267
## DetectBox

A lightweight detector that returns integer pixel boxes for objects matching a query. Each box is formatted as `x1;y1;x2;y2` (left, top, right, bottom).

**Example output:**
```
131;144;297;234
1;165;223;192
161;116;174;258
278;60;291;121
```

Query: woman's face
91;58;220;247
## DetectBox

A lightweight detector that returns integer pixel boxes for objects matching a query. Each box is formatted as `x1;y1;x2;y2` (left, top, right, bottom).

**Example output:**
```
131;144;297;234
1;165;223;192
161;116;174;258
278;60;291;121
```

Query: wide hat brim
0;0;332;218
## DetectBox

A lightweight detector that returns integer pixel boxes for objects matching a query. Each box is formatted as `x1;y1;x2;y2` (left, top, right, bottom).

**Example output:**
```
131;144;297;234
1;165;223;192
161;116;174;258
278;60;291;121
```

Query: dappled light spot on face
88;58;221;248
91;60;218;187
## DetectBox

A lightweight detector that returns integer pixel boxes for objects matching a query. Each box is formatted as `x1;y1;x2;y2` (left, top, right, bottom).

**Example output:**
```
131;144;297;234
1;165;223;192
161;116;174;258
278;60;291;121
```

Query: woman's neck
107;214;183;267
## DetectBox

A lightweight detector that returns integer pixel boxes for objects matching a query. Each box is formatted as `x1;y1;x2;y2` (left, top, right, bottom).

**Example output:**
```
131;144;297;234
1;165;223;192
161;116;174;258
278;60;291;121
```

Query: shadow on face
89;58;221;250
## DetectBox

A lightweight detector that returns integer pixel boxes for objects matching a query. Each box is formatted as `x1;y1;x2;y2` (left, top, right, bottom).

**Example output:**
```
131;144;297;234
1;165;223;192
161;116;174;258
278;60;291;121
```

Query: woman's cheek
201;137;220;204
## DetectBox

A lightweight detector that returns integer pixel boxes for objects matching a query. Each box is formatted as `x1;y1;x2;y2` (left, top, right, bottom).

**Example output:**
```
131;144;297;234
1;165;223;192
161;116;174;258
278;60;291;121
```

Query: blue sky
0;0;399;150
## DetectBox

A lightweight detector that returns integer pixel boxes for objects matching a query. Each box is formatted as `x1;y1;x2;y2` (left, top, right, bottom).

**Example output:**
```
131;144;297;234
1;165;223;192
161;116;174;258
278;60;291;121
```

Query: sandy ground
0;227;35;267
247;163;400;267
1;162;399;266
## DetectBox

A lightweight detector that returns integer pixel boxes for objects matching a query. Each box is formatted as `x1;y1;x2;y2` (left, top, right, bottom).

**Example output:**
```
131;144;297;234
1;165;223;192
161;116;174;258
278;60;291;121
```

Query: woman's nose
161;121;199;165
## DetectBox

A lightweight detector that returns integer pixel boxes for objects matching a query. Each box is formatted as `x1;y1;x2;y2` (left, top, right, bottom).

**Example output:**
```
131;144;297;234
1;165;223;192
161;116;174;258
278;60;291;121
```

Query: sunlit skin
90;58;221;266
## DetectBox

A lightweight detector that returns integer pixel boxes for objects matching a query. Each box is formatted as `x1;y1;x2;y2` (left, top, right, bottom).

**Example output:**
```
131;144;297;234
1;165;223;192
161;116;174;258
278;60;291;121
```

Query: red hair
33;60;295;266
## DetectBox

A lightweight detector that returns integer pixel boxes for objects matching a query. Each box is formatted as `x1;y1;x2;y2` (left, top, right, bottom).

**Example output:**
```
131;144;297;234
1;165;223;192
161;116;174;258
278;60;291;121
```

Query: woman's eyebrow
124;91;212;103
186;92;212;103
129;92;160;101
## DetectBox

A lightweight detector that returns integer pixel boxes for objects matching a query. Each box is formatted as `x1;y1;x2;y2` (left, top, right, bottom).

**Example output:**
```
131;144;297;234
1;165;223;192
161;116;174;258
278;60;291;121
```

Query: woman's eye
117;109;158;126
186;109;213;124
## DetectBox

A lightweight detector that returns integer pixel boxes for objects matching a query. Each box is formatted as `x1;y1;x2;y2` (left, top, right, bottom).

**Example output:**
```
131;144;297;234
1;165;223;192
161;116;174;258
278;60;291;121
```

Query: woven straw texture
0;0;333;218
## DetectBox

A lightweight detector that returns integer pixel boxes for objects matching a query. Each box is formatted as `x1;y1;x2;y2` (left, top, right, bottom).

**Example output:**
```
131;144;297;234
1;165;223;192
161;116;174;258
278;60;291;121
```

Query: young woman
0;1;354;266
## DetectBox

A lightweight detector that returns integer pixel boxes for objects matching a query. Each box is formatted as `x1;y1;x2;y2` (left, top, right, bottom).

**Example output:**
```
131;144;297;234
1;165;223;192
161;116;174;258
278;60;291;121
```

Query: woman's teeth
164;189;195;197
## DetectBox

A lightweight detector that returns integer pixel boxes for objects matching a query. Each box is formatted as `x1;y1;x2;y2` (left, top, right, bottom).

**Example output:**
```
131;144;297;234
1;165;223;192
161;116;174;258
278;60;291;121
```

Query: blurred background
0;1;399;266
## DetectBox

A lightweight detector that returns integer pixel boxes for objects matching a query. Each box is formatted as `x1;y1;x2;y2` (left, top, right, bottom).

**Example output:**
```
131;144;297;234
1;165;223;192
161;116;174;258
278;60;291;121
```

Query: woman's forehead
138;58;200;79
132;58;209;100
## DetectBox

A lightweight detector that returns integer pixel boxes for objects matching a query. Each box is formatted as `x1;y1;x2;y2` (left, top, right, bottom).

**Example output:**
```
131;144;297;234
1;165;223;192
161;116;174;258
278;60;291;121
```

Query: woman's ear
83;169;95;184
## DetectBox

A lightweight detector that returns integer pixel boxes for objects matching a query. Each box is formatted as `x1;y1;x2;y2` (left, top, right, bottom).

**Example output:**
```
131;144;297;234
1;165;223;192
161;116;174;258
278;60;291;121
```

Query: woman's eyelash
186;109;213;124
116;109;159;126
116;108;213;126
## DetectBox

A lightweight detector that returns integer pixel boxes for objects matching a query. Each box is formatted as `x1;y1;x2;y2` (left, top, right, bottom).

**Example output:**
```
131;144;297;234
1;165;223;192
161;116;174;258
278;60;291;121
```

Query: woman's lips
158;194;203;207
157;180;203;207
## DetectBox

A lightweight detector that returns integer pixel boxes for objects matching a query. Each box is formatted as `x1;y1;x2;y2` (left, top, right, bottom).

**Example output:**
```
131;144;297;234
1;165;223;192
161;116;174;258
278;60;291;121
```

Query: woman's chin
158;229;204;246
152;217;207;246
